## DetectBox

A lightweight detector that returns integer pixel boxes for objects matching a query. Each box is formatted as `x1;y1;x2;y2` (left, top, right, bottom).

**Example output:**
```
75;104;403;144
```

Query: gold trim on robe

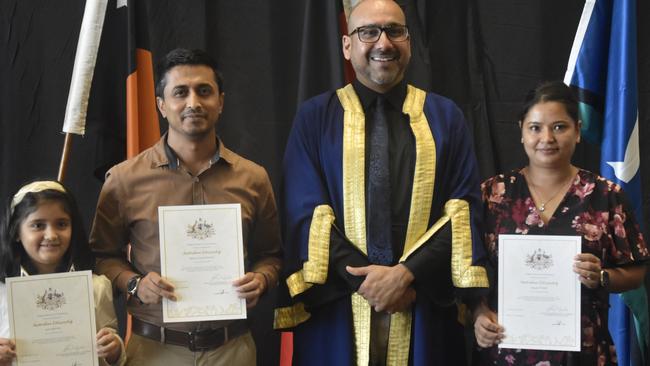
446;199;489;288
399;216;450;262
338;85;372;366
385;85;436;365
400;85;436;255
386;312;412;366
286;270;312;298
278;84;487;360
303;205;335;284
338;84;437;366
337;86;368;255
274;302;311;329
399;199;489;288
286;205;336;298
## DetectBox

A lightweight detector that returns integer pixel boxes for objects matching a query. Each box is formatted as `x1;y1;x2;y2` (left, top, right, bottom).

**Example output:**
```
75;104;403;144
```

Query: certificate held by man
7;270;98;366
498;234;581;351
158;204;247;323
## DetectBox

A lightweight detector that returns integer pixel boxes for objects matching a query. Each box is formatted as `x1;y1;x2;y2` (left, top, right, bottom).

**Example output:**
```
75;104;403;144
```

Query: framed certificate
7;270;98;366
159;204;247;323
498;234;581;351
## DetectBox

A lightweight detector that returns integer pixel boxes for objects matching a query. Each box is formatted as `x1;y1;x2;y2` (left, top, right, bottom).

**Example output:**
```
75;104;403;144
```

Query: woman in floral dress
473;81;649;365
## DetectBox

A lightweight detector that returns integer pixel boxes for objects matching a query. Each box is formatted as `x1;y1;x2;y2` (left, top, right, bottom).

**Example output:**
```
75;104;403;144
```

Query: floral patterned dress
479;169;649;366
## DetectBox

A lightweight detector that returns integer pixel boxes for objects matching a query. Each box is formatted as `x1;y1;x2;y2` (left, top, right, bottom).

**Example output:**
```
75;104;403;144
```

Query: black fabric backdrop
1;1;649;365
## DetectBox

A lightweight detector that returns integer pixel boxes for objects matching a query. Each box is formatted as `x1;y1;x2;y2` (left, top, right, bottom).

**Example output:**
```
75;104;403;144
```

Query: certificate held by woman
498;234;581;351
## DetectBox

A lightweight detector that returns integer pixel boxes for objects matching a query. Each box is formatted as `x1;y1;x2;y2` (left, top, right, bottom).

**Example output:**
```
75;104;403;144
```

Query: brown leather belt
131;317;248;352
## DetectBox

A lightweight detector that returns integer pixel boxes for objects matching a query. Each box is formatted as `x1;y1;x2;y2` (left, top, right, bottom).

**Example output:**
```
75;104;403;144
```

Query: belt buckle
187;330;199;352
187;327;227;352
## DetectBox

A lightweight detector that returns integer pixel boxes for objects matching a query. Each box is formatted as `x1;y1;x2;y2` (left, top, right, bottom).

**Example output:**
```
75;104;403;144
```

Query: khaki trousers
125;332;256;366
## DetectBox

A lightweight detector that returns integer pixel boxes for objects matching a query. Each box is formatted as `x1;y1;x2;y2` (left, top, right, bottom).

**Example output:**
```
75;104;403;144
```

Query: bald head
347;0;406;32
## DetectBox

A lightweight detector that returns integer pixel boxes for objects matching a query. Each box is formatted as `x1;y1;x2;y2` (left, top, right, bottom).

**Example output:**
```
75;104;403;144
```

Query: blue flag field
565;0;647;364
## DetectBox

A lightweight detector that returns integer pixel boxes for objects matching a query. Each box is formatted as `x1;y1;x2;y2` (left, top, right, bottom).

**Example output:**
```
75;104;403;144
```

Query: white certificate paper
7;270;98;366
159;204;247;323
498;234;581;351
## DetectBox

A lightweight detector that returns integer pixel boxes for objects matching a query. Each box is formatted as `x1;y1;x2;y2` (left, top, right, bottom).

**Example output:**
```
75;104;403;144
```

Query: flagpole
58;0;108;182
57;133;73;182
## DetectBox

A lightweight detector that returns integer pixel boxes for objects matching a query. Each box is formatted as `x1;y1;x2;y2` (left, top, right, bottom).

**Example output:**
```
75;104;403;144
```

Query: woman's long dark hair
0;181;94;282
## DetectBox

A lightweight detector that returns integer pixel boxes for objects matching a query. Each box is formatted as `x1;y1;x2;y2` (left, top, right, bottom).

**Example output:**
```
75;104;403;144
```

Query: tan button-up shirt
90;135;282;332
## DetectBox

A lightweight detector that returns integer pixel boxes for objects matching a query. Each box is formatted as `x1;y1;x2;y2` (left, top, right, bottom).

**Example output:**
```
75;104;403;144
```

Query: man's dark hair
518;81;579;123
155;48;224;97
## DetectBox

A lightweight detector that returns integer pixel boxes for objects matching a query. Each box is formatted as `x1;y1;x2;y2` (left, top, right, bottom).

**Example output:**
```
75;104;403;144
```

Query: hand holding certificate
159;204;247;323
498;234;581;352
7;271;98;366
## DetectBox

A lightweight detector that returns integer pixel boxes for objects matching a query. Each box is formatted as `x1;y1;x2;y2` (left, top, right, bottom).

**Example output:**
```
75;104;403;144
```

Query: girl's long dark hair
0;181;94;282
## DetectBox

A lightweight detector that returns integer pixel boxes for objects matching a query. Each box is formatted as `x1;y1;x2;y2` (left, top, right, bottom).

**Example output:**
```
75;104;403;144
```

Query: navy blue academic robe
276;84;489;365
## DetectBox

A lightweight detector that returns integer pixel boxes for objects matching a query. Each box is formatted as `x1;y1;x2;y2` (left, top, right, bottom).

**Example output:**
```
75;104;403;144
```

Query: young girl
0;180;126;366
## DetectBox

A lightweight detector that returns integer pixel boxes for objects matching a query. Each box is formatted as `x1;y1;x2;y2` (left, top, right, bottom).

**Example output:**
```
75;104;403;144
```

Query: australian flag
564;0;647;364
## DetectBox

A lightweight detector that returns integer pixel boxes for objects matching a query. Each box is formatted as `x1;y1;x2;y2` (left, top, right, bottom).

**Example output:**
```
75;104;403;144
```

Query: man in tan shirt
90;48;282;365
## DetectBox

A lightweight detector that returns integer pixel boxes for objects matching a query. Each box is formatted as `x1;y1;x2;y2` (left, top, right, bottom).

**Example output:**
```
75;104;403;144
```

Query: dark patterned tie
366;96;393;265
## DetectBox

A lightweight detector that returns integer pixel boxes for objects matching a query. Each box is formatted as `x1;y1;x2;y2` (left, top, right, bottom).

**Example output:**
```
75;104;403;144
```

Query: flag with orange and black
88;0;159;179
125;0;159;159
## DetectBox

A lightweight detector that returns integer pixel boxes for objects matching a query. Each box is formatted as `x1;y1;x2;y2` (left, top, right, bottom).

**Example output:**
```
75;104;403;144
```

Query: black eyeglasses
349;25;409;43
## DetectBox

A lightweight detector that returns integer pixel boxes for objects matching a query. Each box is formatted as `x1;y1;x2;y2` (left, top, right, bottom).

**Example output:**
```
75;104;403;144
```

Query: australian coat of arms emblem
186;218;215;240
525;248;553;270
36;288;66;310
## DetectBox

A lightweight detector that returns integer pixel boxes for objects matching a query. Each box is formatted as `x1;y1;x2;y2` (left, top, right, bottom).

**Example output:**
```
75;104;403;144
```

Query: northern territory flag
124;0;159;158
565;0;648;364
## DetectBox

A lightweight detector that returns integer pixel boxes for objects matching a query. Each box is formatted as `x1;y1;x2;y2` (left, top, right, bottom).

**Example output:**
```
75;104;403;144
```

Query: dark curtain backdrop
1;1;649;365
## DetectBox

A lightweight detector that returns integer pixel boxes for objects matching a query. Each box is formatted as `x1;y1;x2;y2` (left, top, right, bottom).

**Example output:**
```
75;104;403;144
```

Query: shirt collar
352;78;407;111
20;264;75;277
161;133;224;170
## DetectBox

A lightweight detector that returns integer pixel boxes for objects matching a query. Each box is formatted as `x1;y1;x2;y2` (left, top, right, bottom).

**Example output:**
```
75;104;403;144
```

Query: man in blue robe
275;1;489;364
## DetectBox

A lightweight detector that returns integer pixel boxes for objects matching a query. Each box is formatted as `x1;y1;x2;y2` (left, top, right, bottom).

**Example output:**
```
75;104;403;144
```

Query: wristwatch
126;274;143;300
600;269;610;289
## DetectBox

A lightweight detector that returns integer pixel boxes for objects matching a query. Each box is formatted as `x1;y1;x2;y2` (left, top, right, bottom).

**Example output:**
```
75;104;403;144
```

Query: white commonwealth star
606;117;640;184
